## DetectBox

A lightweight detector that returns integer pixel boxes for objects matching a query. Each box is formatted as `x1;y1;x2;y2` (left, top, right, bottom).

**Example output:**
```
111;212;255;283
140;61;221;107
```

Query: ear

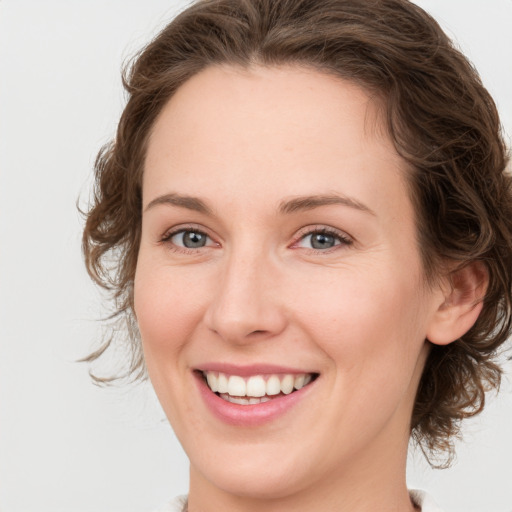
427;261;488;346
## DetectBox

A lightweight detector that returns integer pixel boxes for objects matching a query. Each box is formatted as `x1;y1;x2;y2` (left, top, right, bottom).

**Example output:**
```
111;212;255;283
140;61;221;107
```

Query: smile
202;371;316;405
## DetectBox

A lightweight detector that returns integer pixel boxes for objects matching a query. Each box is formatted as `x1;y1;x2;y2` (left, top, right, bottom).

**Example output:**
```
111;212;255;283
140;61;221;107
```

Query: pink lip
197;362;313;376
194;370;316;427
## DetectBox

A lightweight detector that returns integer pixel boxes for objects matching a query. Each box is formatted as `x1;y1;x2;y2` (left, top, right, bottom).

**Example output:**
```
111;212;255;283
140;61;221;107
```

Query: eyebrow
144;192;375;216
145;193;213;215
279;194;375;216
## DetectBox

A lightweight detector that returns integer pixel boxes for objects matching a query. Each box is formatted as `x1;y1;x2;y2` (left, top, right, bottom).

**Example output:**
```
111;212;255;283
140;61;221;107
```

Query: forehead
143;64;411;222
146;64;388;167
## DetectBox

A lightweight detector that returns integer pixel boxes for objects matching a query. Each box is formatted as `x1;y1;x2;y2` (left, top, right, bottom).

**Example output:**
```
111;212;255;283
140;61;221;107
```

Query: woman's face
135;65;444;500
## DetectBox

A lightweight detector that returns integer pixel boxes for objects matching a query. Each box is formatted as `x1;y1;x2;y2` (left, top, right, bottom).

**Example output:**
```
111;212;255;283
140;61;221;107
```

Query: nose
203;248;287;344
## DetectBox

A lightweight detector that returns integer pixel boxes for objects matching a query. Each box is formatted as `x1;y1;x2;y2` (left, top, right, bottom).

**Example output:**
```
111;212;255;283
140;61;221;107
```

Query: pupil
311;233;334;249
183;231;206;248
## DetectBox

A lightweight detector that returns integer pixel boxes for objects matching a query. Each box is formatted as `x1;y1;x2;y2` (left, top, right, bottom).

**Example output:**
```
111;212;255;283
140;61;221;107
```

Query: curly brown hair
82;0;512;465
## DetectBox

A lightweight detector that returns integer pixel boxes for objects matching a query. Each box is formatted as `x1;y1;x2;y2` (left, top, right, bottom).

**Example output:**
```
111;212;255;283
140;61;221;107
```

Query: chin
194;457;313;501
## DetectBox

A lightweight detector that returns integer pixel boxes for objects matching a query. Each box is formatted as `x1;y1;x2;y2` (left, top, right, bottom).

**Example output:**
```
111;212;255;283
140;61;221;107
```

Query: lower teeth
219;393;274;405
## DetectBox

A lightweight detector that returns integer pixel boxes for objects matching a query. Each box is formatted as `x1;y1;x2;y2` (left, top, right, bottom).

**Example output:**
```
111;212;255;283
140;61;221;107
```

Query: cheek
133;262;206;361
294;267;429;436
133;262;211;427
293;264;428;374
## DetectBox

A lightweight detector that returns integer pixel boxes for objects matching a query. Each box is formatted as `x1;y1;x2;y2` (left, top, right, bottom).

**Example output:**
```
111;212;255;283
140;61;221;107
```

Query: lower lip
194;372;315;427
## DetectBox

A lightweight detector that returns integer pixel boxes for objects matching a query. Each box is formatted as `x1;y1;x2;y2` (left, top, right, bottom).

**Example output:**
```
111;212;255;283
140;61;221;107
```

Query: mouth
199;370;318;406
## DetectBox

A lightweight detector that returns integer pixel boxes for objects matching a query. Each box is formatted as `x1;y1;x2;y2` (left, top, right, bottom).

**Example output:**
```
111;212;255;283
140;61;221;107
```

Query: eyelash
160;225;214;254
160;226;353;254
292;226;353;253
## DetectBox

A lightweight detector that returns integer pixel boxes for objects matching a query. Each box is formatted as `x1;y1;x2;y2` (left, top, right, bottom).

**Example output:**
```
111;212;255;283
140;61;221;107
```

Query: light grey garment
153;490;444;511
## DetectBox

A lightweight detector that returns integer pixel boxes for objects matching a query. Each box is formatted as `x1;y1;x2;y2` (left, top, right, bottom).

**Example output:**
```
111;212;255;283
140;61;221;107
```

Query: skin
134;65;483;512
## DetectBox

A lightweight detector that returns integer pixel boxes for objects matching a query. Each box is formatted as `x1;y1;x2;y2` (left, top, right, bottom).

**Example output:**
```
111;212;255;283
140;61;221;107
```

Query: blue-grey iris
311;233;336;249
182;231;207;248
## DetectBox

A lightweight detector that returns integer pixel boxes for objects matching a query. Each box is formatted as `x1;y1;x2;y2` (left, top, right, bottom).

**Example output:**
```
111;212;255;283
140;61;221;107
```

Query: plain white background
0;1;511;511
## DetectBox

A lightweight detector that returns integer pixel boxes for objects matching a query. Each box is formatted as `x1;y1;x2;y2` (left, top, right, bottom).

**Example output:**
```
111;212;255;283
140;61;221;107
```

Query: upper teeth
204;371;312;397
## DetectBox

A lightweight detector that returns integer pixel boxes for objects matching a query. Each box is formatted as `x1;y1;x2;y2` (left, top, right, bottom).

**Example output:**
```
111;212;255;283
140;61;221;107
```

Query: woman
82;0;512;510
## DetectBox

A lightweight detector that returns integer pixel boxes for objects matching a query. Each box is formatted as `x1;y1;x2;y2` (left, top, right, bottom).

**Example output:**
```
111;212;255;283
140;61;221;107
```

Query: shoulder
151;495;187;512
410;489;445;512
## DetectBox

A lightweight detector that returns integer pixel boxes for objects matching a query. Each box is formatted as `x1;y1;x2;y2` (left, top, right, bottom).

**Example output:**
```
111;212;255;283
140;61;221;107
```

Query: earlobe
426;261;488;346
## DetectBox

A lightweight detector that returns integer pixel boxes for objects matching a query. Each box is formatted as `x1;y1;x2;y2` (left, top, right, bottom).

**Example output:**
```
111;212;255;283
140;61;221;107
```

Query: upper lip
196;362;317;376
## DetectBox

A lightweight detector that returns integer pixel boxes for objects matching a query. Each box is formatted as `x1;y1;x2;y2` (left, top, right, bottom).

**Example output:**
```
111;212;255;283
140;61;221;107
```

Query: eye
164;228;214;249
296;228;352;251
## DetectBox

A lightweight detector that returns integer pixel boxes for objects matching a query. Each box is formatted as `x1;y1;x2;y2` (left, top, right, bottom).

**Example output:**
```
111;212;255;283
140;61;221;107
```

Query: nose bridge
204;241;285;342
